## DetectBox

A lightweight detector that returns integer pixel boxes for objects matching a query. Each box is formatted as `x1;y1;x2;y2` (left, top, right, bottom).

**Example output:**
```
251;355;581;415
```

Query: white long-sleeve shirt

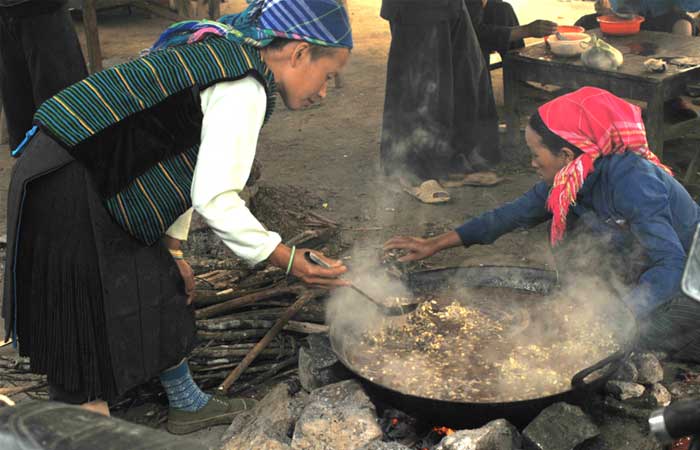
165;76;281;265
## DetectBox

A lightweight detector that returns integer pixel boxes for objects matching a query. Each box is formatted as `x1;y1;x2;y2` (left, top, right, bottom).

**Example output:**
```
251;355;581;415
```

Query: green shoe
166;395;257;435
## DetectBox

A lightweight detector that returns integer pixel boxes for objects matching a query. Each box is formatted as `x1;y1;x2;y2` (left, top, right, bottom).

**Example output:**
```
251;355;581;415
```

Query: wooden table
503;30;700;158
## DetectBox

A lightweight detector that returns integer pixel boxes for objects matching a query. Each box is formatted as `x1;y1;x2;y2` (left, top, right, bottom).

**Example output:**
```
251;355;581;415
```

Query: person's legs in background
639;295;700;364
380;19;460;182
450;2;500;174
0;14;35;150
0;4;86;151
23;6;87;107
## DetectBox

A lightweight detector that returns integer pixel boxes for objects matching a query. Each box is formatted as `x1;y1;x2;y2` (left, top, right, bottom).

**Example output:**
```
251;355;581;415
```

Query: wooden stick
208;0;220;19
195;285;303;319
196;329;268;341
228;356;298;394
217;290;316;393
0;382;47;396
82;0;103;73
284;321;329;334
196;318;277;331
308;211;339;226
192;286;263;308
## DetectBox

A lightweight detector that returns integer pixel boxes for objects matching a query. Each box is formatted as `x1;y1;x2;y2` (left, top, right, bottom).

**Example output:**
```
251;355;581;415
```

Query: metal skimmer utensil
305;251;418;316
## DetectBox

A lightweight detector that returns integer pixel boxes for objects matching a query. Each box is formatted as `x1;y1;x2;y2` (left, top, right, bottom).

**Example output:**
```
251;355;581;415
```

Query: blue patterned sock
159;359;211;412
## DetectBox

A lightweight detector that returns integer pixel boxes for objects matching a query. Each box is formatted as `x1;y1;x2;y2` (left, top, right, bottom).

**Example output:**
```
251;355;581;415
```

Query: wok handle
571;349;627;390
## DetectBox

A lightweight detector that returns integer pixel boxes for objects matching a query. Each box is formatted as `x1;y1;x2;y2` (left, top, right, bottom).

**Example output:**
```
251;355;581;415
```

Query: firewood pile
187;213;340;395
0;355;48;404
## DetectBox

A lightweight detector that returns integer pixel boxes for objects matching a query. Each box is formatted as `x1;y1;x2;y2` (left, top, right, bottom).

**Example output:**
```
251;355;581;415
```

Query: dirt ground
1;0;699;329
0;0;694;265
1;2;698;448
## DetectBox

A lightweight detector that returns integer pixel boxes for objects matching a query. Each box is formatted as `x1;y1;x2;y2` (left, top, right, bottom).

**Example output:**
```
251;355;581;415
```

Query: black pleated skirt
3;131;196;403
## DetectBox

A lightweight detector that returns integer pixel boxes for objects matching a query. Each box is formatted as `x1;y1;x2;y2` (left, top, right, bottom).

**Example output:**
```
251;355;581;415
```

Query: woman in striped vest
2;0;352;434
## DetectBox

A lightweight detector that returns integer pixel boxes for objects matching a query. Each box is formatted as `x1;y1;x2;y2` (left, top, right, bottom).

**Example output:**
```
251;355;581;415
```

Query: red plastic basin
597;15;645;36
543;25;585;43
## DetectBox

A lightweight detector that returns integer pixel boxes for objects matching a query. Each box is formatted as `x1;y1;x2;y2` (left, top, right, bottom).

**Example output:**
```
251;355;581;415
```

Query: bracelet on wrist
169;249;185;260
286;246;296;276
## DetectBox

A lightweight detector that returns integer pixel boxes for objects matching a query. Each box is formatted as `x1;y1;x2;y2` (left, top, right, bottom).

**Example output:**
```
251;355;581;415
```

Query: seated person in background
385;87;700;363
466;0;557;65
576;0;699;36
578;1;700;119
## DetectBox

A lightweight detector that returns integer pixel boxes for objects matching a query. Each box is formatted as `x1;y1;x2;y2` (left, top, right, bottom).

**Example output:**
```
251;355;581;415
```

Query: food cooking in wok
342;285;630;403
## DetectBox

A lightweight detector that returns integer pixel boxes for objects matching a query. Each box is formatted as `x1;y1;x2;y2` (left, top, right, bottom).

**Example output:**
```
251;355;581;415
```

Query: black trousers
0;4;87;150
639;295;700;363
380;1;499;181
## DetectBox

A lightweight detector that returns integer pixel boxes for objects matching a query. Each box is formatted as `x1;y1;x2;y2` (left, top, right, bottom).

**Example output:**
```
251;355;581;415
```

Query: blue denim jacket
455;153;700;316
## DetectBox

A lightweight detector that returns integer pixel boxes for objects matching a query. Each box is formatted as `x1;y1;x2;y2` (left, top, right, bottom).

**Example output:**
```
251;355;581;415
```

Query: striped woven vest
33;38;276;245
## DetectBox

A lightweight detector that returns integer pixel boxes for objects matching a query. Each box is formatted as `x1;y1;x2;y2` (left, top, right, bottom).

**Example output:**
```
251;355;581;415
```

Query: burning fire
391;417;399;426
432;426;455;436
672;437;691;450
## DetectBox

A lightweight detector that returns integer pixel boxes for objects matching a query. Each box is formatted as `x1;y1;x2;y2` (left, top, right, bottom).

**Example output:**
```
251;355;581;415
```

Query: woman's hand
175;258;195;304
383;236;440;262
269;244;349;287
383;231;464;262
164;235;195;304
525;20;558;38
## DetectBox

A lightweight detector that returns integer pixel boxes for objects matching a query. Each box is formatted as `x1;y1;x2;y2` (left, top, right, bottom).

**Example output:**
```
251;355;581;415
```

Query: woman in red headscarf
385;87;700;362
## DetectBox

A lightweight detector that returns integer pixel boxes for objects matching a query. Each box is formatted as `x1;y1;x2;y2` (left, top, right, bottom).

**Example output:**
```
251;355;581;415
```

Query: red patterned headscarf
537;87;673;245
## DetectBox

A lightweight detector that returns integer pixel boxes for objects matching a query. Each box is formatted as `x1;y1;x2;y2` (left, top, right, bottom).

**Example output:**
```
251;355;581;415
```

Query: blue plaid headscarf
151;0;353;52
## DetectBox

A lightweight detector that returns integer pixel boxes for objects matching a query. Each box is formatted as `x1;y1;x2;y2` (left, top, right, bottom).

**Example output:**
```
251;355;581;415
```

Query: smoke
326;211;645;404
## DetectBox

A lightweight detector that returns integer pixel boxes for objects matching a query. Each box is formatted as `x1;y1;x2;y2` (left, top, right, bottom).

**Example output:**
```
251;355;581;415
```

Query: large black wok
329;266;637;428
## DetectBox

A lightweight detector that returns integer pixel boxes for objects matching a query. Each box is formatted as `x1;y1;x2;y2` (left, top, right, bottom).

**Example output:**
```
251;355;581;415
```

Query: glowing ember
672;437;691;450
433;426;455;436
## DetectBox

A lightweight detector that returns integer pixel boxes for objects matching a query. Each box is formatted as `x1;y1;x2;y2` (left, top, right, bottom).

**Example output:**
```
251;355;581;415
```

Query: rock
221;382;299;449
358;442;413;450
523;403;599;450
650;351;668;362
669;381;700;399
298;334;353;392
601;397;652;425
642;383;672;407
292;380;383;450
605;381;645;401
632;353;664;385
435;419;522;450
232;434;293;450
379;409;419;442
611;360;638;383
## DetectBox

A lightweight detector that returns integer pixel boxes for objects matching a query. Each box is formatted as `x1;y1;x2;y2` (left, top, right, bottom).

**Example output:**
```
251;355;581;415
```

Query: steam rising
326;209;644;403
